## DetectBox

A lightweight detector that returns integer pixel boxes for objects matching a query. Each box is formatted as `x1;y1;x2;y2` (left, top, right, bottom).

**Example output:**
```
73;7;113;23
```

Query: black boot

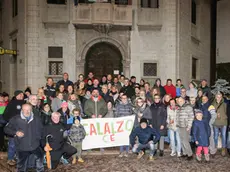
186;156;193;161
159;150;164;157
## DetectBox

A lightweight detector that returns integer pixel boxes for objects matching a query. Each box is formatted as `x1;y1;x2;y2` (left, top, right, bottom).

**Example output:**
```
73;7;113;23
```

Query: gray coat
68;124;86;143
176;103;194;129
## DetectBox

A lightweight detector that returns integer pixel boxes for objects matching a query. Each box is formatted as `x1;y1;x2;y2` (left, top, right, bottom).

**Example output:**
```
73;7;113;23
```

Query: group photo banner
81;116;135;150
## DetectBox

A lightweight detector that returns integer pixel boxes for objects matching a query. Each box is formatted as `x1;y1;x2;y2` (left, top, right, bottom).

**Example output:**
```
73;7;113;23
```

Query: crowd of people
0;72;230;171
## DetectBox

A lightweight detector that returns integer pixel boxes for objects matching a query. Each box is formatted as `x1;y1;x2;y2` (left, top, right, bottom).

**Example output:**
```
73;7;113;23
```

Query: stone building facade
217;0;230;64
0;0;211;95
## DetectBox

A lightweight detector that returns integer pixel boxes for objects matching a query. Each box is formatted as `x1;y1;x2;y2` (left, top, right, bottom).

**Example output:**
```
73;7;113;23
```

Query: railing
72;3;132;26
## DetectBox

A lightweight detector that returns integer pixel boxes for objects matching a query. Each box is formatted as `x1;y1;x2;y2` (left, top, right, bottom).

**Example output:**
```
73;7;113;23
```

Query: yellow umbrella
45;135;53;169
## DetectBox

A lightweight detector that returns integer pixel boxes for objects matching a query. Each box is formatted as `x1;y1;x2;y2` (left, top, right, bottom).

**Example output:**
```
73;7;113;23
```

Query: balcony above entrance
72;2;132;29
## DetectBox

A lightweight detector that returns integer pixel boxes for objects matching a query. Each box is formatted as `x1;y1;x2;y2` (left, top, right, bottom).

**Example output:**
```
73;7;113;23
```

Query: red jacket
164;84;176;98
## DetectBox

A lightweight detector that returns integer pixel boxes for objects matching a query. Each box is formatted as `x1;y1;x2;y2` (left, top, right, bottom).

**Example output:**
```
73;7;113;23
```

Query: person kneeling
42;112;77;169
130;118;160;160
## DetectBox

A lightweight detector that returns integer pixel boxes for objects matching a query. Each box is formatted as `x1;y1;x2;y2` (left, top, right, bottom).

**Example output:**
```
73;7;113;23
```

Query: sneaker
204;154;210;162
170;152;176;157
137;151;144;159
149;155;155;161
60;156;69;165
177;152;181;157
124;152;128;158
78;158;84;163
221;148;226;157
118;152;124;158
72;157;77;164
196;154;202;162
7;160;16;166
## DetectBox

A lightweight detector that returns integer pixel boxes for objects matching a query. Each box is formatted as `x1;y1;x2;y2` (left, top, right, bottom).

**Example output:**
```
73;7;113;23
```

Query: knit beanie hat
140;118;148;124
190;81;197;88
25;87;32;94
194;109;203;116
14;90;23;97
61;101;68;108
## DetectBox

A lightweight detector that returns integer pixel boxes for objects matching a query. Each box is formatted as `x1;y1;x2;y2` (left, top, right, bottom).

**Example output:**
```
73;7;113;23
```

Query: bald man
4;103;43;172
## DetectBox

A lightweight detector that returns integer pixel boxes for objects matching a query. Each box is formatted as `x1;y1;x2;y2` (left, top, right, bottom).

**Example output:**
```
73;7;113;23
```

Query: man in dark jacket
44;77;56;105
56;72;74;91
149;94;167;156
101;84;114;104
4;103;44;172
200;79;213;101
3;90;25;166
130;118;160;160
120;78;135;99
42;112;77;169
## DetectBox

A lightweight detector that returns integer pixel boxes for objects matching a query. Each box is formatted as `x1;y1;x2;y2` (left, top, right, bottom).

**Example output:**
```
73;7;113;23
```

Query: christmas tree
211;79;230;95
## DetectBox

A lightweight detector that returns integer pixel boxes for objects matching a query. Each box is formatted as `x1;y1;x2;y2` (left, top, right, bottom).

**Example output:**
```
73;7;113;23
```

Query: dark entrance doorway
85;42;123;79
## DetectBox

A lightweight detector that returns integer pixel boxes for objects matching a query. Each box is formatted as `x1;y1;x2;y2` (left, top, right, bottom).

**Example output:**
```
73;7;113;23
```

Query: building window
141;0;159;8
48;47;63;58
191;0;196;24
49;61;63;75
12;0;18;17
48;46;63;75
192;57;198;79
47;0;66;4
143;62;157;77
115;0;129;5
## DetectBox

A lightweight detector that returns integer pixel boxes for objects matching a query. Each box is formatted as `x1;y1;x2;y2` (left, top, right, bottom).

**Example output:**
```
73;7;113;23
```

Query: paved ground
0;151;230;172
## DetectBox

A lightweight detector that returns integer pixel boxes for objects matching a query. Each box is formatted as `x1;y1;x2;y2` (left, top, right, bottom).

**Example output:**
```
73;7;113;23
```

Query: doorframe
84;42;123;78
76;36;130;78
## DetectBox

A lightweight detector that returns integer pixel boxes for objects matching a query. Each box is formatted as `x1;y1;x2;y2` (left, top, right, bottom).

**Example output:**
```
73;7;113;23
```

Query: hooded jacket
84;96;107;118
3;99;25;122
130;126;160;147
4;112;43;151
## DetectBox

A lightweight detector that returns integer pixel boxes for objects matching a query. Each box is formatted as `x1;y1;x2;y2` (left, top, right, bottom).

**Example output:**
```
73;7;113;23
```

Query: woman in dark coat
149;94;167;156
40;103;52;125
154;78;166;98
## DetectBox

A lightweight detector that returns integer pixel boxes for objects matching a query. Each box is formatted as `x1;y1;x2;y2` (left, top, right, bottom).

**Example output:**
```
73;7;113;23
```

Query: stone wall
178;0;211;86
217;0;230;64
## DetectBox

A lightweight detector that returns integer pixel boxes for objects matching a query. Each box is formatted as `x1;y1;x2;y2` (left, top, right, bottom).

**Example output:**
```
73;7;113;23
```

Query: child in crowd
68;116;86;164
130;118;160;160
68;108;82;124
193;110;211;162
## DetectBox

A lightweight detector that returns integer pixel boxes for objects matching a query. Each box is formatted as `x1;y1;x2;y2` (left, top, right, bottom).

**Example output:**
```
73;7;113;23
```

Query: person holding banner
130;118;160;160
115;94;134;157
84;88;107;118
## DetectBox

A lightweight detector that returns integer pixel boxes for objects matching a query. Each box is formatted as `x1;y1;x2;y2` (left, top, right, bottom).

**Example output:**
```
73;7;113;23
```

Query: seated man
130;118;160;160
42;112;77;169
4;103;44;172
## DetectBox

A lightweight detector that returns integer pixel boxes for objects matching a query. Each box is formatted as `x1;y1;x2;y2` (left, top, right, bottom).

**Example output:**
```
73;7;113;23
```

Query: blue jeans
214;126;227;148
169;129;181;153
132;141;155;156
119;146;129;153
8;137;16;160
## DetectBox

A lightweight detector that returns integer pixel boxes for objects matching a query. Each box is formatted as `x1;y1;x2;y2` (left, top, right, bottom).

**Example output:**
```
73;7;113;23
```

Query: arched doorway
85;42;123;78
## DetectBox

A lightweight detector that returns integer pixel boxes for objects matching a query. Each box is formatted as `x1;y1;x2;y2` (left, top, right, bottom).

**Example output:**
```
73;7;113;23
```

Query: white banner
81;116;135;150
